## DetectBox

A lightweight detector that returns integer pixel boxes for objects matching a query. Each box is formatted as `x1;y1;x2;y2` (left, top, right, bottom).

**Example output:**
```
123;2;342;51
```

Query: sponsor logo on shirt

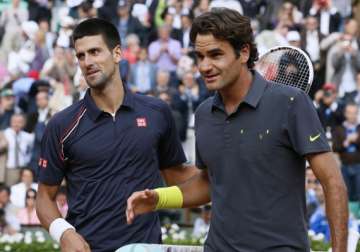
309;133;321;142
38;158;48;169
136;117;147;127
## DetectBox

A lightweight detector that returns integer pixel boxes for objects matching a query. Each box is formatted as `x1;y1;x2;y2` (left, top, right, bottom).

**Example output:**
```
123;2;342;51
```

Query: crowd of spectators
0;0;358;241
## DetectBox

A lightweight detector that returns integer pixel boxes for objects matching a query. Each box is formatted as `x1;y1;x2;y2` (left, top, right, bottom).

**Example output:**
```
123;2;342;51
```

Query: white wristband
49;218;76;243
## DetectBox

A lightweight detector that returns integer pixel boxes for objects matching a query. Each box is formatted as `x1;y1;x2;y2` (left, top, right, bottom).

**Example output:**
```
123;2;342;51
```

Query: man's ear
113;45;122;63
239;44;250;64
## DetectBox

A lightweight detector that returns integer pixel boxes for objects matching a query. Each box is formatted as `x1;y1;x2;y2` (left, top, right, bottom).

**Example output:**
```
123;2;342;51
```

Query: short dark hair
190;8;258;69
72;18;121;50
0;183;10;195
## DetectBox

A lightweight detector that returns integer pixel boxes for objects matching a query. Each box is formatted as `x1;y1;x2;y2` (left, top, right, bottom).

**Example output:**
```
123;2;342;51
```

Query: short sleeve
158;103;187;169
287;91;331;156
195;140;206;169
194;111;206;169
38;117;66;185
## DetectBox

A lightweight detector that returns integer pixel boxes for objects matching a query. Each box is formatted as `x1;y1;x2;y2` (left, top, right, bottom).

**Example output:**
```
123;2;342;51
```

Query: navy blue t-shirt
38;89;186;252
195;71;330;252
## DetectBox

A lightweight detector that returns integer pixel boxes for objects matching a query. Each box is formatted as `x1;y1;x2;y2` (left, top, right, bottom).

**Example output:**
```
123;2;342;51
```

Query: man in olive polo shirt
126;8;348;252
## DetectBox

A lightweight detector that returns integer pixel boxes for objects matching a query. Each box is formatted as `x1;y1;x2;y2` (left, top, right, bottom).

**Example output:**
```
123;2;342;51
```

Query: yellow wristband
154;186;183;210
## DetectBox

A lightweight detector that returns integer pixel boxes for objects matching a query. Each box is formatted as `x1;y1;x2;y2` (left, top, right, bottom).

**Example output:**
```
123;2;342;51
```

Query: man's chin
205;82;221;91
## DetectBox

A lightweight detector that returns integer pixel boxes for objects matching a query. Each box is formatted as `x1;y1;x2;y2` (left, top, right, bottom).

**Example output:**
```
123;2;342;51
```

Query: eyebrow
76;47;101;58
195;48;224;56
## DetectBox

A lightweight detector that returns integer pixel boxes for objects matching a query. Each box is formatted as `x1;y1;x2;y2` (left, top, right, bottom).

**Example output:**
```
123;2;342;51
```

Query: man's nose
199;58;212;73
84;55;94;67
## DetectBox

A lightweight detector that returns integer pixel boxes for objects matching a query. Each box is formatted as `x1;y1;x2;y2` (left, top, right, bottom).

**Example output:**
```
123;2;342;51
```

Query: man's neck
91;79;125;115
220;70;253;115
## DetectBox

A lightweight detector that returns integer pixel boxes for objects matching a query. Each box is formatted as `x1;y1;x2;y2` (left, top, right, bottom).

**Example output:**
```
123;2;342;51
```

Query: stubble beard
87;66;116;91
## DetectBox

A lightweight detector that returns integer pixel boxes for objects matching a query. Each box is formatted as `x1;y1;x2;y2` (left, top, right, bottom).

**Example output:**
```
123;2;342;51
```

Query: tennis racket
255;46;314;94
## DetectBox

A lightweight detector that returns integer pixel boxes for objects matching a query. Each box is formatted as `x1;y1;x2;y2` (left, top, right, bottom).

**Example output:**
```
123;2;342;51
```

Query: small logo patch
38;158;48;169
309;133;321;142
136;117;147;127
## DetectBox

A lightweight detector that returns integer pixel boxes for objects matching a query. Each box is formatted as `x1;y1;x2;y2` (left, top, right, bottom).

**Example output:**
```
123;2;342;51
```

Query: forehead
74;34;107;52
194;34;231;53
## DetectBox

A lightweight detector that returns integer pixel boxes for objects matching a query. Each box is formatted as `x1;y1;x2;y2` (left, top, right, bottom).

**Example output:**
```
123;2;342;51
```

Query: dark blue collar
212;70;267;112
84;85;135;121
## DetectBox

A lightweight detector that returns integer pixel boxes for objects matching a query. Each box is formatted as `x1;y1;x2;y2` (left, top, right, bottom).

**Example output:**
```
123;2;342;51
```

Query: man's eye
211;54;222;58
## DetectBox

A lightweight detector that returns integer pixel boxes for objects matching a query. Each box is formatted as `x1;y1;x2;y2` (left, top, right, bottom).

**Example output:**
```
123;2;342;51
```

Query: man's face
0;191;9;206
21;169;33;185
183;72;195;88
36;92;49;109
345;105;358;124
11;115;25;133
158;26;170;41
306;17;318;31
75;35;121;90
1;96;15;111
194;34;246;91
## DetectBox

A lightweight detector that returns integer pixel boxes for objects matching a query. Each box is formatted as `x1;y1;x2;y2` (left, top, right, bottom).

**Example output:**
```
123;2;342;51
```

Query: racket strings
256;48;312;93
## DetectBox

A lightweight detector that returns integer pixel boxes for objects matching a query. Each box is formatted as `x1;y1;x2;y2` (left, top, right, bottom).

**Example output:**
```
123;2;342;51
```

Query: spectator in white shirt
10;168;38;208
3;113;34;185
0;183;20;234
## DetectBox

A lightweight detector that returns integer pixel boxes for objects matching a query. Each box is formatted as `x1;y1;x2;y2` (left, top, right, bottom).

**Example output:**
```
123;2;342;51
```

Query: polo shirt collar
212;70;267;111
243;71;267;108
84;85;135;121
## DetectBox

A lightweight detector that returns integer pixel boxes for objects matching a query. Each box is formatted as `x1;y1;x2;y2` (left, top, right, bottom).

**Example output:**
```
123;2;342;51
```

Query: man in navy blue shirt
126;8;348;252
35;18;198;252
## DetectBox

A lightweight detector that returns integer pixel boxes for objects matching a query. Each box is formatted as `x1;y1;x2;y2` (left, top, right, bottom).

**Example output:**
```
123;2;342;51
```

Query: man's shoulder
10;182;24;192
261;81;309;108
195;96;214;115
47;100;85;131
264;81;304;98
133;93;171;114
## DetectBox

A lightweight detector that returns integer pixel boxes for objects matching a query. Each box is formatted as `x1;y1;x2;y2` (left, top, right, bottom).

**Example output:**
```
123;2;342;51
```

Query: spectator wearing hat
314;83;345;135
286;30;301;48
56;16;76;48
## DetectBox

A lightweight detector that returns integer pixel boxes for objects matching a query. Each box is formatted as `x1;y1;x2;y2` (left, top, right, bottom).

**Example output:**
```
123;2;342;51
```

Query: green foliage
0;241;60;252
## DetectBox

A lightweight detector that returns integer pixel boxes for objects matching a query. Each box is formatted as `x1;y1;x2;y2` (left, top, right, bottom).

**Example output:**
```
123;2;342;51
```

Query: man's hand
126;189;158;224
60;229;91;252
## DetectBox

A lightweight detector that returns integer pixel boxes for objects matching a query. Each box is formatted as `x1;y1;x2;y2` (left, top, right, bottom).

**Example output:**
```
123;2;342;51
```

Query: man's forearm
179;169;211;208
162;164;200;186
323;178;348;252
308;152;349;252
36;184;63;230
